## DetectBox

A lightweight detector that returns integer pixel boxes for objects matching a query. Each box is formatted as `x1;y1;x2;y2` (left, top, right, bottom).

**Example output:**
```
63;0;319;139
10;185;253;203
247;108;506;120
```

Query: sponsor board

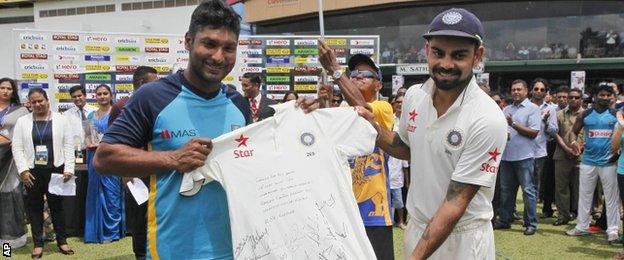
238;39;262;45
153;65;171;73
57;103;73;111
266;57;290;64
56;83;74;91
85;65;112;71
84;55;111;61
55;92;71;100
54;74;80;80
145;47;169;53
85;83;101;91
21;63;48;71
266;48;291;56
266;39;290;46
266;84;290;91
52;34;79;41
350;48;374;55
294;56;318;64
85;45;111;53
294;39;317;46
116;74;133;82
294;75;318;82
240;49;262;55
266;76;290;83
176;50;189;54
85;74;111;81
350;39;375;46
20;33;46;41
115;65;139;72
242;57;262;64
266;67;291;74
116;37;139;44
20;83;49;89
293;66;321;74
175;57;189;63
21;73;48;79
54;54;78;61
115;55;141;63
144;37;169;44
115;46;140;52
54;64;80;72
20;53;48;60
325;39;346;46
54;45;77;52
115;84;134;91
294;84;317;91
145;57;168;63
223;75;235;82
19;43;47;50
336;57;346;64
333;48;347;55
85;35;110;42
240;67;262;73
294;48;318;55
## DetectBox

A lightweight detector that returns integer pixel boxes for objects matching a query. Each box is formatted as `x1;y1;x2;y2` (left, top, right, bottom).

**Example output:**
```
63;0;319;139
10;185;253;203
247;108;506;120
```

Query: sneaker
588;225;603;234
608;233;623;245
566;228;589;236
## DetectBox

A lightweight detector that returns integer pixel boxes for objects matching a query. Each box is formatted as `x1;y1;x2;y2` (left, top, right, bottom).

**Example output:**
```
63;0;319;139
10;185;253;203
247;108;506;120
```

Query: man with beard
93;1;251;258
320;8;507;259
495;79;541;235
566;84;621;244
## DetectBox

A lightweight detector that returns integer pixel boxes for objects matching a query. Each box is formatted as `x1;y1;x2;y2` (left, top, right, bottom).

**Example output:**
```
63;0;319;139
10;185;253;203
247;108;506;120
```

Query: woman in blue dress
84;84;125;243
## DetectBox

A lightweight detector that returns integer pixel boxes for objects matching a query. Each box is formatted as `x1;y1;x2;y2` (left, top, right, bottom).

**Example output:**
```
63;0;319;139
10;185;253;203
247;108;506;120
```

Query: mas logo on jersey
480;147;501;174
234;134;254;158
300;132;315;146
160;129;197;139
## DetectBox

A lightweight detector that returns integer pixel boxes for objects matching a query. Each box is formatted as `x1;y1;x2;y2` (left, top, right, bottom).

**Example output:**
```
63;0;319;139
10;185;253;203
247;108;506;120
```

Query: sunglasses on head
349;70;379;79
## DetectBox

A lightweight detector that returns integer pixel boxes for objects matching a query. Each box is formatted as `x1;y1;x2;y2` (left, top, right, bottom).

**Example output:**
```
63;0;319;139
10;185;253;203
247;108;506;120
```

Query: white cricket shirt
398;77;507;225
180;101;377;259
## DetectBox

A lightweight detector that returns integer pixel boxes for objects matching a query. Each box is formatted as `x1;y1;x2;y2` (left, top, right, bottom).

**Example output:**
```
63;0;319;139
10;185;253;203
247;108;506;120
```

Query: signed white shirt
181;101;377;259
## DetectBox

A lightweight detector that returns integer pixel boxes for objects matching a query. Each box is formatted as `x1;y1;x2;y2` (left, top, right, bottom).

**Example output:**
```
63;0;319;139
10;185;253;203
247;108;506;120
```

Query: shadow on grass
567;246;621;258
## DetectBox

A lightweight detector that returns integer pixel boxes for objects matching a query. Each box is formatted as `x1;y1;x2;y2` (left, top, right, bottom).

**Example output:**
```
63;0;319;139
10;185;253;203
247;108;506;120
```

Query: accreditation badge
75;149;84;164
35;145;49;165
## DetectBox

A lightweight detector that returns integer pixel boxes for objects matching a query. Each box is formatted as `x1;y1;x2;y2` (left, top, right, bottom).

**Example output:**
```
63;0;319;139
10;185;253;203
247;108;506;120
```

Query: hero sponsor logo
240;67;262;73
350;39;375;46
294;39;317;46
54;64;80;72
116;74;133;82
55;45;78;52
350;48;375;55
54;54;78;61
294;75;318;82
52;34;79;41
175;57;189;63
20;53;48;60
85;35;110;42
588;129;613;138
21;64;48;71
145;57;168;63
266;85;290;91
266;39;290;46
241;49;262;55
116;37;139;44
20;33;46;41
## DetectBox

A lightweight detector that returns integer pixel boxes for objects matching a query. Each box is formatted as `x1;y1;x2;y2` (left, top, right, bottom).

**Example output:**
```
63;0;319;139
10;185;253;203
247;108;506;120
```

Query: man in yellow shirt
318;46;395;259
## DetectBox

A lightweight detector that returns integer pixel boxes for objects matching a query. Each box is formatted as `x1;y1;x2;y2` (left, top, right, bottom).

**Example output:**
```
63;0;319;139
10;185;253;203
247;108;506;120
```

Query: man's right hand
21;170;35;188
169;138;212;173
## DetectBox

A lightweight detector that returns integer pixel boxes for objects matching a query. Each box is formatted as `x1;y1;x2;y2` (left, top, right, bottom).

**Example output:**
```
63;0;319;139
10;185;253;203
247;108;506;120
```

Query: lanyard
33;112;51;145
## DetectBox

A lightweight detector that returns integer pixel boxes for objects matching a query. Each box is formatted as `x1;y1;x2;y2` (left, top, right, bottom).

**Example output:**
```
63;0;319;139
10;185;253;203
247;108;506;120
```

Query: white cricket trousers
575;163;621;235
404;215;495;260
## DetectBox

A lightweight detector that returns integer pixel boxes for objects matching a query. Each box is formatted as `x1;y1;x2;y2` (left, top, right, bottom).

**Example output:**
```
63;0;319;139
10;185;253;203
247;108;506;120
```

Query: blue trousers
499;158;538;229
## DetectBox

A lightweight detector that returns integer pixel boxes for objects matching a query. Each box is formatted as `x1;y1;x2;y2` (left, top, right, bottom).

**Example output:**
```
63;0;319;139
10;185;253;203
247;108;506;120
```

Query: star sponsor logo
234;134;254;158
266;39;291;46
85;35;110;42
350;39;375;46
408;109;418;121
20;53;48;60
116;37;139;44
324;39;346;46
20;33;46;41
480;148;502;174
52;34;79;41
294;56;318;64
266;67;291;74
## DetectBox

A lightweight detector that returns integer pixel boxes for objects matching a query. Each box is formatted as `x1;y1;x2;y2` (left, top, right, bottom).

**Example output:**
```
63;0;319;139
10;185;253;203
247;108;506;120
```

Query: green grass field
9;197;624;259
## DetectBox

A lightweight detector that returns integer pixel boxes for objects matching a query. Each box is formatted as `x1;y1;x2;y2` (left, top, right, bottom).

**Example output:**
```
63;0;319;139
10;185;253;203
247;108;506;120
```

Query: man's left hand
62;172;73;183
296;97;320;114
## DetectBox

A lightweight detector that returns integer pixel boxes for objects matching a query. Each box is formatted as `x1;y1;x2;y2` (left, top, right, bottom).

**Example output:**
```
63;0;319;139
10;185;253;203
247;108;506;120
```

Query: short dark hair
569;88;583;96
511;79;528;90
242;73;262;85
69;85;86;96
281;91;298;103
557;86;570;94
188;0;241;37
531;78;549;91
0;77;20;105
28;88;48;100
133;66;158;89
595;82;615;95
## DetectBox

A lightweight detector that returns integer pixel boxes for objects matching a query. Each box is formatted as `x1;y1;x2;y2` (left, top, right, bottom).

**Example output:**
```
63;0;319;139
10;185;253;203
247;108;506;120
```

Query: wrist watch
511;121;517;127
332;70;343;82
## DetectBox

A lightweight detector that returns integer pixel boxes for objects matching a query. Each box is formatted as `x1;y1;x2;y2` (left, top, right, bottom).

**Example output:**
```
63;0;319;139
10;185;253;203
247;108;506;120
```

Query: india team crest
445;128;464;149
300;132;315;147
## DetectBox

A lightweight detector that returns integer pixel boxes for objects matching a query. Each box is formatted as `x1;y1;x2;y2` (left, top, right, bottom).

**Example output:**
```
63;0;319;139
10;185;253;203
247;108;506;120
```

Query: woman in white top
12;88;75;258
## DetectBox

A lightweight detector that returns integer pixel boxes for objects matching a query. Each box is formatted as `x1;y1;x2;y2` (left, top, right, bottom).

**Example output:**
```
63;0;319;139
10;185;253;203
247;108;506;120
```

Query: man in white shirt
389;94;409;229
354;8;507;259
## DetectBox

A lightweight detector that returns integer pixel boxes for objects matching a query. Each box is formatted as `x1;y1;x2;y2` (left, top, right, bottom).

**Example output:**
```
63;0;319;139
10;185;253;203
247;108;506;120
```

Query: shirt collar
514;98;531;108
421;75;479;110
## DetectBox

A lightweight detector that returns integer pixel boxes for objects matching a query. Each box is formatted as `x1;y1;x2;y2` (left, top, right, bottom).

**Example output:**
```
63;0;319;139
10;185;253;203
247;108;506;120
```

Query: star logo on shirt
408;109;418;122
488;148;501;162
235;134;249;147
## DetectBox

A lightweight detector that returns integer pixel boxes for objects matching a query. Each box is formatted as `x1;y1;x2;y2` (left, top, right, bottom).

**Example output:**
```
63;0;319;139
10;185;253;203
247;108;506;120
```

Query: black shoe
493;222;511;230
553;219;569;226
542;211;554;218
58;245;75;255
513;212;522;220
524;227;537;235
570;212;577;219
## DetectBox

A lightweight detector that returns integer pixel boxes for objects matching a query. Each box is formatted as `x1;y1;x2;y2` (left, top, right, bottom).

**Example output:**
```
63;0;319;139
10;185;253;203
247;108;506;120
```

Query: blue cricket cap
422;8;484;44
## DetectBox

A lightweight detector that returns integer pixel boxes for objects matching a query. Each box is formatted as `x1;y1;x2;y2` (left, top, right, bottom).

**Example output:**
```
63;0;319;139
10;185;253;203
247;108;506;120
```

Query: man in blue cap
328;8;507;259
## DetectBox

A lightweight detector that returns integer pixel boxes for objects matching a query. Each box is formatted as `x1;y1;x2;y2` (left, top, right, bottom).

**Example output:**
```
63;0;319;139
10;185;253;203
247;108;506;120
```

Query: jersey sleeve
315;107;377;158
369;100;394;131
451;114;507;188
179;141;224;196
397;93;412;145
